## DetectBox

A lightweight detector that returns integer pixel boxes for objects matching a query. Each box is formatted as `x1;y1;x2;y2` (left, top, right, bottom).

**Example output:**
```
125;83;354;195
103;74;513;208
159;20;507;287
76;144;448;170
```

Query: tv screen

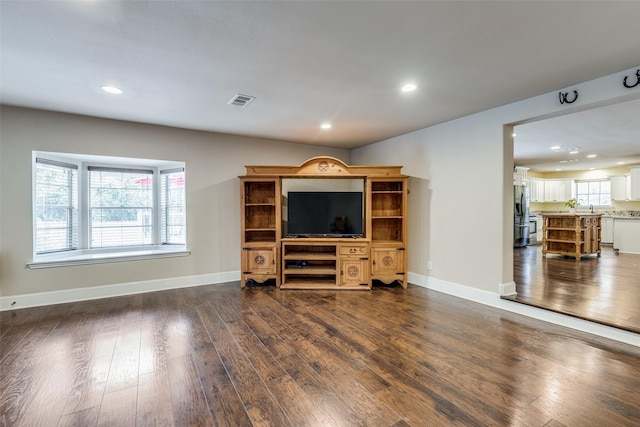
287;192;363;237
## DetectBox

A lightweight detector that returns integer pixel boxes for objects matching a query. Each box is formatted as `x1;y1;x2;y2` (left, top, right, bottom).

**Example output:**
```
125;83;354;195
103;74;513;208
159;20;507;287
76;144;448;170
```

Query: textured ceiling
1;1;639;165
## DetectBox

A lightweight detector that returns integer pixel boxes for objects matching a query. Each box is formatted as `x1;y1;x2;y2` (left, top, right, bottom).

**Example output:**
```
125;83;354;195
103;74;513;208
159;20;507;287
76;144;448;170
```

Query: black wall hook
623;69;640;89
559;90;579;104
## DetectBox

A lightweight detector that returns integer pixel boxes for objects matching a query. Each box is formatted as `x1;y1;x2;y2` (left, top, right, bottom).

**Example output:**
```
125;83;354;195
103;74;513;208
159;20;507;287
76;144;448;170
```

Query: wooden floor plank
1;282;639;427
167;354;214;427
511;245;640;333
208;298;338;426
196;301;291;427
96;386;137;427
185;304;254;427
137;369;174;426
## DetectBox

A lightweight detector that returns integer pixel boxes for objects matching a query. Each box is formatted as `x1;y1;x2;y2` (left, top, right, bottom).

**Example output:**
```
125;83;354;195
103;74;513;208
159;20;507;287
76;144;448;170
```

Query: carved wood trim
244;156;404;177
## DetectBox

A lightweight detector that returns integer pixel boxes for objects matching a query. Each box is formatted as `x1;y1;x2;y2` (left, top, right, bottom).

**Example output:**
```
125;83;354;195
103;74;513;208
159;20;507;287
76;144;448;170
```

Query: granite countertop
541;213;603;217
534;210;640;219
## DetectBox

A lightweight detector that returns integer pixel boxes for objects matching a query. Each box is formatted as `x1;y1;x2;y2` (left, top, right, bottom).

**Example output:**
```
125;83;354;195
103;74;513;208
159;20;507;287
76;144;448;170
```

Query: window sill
27;246;190;269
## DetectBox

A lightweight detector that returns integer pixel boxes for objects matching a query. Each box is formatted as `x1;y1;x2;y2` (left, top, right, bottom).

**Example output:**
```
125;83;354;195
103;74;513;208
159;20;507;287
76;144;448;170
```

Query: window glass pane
577;182;589;194
161;170;186;245
577;195;589;206
35;162;78;253
89;170;154;248
575;179;611;207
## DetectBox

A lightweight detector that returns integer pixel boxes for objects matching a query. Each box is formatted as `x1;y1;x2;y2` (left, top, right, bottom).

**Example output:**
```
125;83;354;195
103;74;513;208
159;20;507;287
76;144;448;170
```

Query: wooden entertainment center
240;156;408;290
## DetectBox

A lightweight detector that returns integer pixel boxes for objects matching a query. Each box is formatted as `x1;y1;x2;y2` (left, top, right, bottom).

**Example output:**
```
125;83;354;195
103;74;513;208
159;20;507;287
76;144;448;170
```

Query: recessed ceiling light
400;83;417;92
101;85;123;95
569;150;579;154
320;123;332;129
617;161;626;165
555;168;562;171
559;160;568;163
550;145;562;150
586;154;597;158
512;132;517;137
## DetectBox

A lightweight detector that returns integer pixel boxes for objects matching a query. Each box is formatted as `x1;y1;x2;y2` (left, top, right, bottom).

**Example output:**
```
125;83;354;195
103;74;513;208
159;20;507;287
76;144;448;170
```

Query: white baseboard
3;270;638;348
407;272;640;348
0;270;240;311
499;281;517;296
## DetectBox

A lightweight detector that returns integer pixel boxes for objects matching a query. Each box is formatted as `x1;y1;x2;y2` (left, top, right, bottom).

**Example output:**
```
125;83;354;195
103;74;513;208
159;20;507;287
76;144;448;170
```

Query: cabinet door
543;181;558;202
372;248;405;275
602;217;613;244
611;176;628;201
631;167;640;199
243;247;277;275
529;179;544;202
340;258;369;287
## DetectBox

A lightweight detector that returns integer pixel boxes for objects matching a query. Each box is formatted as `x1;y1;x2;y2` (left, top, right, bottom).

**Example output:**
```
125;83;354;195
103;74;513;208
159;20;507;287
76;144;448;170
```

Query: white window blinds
88;167;154;248
161;168;186;245
35;158;78;253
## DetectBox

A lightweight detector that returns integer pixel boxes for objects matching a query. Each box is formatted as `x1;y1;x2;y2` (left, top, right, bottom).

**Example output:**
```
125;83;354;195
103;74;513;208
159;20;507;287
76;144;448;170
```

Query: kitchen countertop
541;213;603;217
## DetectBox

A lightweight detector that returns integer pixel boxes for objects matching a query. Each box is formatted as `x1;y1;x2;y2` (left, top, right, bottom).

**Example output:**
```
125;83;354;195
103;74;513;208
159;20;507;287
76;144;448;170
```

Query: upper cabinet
630;167;640;200
542;179;573;203
529;178;545;202
611;175;631;201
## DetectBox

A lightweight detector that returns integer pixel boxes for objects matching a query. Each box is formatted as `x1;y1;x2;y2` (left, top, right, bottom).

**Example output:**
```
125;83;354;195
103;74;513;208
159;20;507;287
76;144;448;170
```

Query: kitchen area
520;165;640;255
510;98;640;333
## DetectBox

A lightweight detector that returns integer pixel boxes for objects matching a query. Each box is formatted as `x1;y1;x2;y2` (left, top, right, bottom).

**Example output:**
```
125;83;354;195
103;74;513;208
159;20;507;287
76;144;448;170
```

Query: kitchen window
575;179;611;207
30;152;188;268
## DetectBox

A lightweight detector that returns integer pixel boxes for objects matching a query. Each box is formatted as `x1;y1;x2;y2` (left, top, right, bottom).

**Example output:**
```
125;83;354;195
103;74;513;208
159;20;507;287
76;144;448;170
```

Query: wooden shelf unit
280;240;371;289
240;178;281;287
542;214;602;261
240;156;408;290
368;178;408;286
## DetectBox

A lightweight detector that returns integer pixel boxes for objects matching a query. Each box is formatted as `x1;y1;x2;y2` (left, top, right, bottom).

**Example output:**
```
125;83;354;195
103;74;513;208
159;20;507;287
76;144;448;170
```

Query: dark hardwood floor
2;282;640;426
510;245;640;334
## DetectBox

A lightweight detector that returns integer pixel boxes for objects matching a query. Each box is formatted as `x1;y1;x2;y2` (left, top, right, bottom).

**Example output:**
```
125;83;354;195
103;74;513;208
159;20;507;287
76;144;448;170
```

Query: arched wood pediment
244;156;403;177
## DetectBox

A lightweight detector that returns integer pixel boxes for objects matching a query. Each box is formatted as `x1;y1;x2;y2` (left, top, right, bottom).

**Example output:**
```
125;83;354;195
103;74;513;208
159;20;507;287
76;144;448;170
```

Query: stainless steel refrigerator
514;184;530;247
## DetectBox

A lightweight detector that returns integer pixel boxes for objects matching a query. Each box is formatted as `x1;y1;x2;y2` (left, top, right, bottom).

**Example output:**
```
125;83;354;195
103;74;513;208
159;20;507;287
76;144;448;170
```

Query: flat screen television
287;191;363;237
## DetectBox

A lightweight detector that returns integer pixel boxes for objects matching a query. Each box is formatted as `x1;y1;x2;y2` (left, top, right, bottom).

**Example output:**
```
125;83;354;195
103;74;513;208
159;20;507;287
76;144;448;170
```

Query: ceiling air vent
227;94;255;107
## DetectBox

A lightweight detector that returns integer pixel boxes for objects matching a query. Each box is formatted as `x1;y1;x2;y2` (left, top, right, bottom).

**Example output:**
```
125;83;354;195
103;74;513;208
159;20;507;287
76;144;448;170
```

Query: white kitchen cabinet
613;218;640;254
529;178;545;202
630;167;640;199
543;179;573;202
601;217;613;244
611;175;629;201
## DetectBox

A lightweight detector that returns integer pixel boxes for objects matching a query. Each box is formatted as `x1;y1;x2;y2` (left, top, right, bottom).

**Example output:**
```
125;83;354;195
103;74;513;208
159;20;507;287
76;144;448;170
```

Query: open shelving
542;214;601;261
240;178;281;287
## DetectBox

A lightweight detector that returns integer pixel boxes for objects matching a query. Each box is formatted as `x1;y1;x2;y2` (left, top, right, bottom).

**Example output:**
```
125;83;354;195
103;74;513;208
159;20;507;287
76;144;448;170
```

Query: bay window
31;152;188;268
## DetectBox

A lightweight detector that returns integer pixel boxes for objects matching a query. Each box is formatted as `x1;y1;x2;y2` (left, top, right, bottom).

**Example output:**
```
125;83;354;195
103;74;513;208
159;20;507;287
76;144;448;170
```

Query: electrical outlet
427;261;433;270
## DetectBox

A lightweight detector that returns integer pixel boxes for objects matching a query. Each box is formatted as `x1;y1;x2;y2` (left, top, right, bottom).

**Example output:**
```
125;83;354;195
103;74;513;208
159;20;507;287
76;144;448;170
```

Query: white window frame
575;178;612;208
29;152;189;269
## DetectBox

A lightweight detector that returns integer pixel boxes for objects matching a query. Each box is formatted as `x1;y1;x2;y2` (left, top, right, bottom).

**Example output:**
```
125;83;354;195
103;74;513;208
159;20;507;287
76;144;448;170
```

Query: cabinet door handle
350;248;357;253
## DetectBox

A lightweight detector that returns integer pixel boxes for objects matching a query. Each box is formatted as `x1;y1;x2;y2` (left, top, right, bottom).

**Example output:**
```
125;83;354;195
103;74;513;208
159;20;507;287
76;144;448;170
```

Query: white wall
0;106;349;299
352;66;640;294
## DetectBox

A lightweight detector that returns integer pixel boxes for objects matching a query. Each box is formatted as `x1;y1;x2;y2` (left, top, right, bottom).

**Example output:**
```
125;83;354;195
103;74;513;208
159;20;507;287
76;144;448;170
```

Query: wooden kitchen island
541;213;602;260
